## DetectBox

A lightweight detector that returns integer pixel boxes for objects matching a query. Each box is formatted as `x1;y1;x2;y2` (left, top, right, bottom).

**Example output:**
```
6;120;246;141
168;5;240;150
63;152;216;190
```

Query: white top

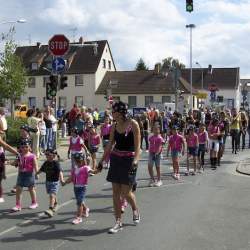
0;115;7;131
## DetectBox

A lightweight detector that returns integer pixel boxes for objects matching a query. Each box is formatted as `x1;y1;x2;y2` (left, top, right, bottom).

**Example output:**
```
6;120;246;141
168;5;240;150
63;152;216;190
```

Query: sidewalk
236;158;250;176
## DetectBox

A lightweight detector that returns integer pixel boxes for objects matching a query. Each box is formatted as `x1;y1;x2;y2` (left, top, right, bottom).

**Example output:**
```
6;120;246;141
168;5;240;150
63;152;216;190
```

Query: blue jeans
39;134;46;152
52;131;57;150
46;128;53;150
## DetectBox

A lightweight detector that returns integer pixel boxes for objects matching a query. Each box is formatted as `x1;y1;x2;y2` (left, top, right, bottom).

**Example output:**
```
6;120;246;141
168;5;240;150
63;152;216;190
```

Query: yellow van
14;104;28;118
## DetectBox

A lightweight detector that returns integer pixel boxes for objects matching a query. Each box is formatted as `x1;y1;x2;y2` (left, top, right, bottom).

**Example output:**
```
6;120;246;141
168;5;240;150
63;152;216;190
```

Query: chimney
79;36;84;44
154;63;161;74
36;42;41;48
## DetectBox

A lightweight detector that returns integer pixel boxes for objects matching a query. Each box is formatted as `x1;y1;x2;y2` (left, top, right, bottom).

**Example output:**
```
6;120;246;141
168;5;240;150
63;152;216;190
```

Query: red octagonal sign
48;34;70;56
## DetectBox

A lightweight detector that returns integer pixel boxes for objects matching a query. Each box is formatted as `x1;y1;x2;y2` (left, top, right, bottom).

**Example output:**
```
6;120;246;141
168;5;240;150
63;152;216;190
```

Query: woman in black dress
99;101;141;234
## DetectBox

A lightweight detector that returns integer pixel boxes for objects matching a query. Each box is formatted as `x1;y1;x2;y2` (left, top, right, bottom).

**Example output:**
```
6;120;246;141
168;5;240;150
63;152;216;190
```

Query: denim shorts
46;181;59;194
171;150;181;158
102;139;109;148
74;186;87;206
198;144;206;156
148;152;161;167
188;147;198;156
16;172;35;188
90;145;98;154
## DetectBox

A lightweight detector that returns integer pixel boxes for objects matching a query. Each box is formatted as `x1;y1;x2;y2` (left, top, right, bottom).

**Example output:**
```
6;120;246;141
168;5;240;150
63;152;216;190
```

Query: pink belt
111;150;135;157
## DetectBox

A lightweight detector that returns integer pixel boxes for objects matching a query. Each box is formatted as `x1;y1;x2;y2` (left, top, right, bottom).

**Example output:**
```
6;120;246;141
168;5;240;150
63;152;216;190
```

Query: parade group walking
0;102;249;234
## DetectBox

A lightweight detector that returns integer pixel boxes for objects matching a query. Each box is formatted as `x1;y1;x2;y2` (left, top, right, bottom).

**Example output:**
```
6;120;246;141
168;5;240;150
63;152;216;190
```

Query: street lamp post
0;19;27;25
186;24;195;110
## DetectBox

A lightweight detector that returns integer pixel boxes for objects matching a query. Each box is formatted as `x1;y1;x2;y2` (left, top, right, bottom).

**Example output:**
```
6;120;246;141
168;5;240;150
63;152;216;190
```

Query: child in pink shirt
62;153;100;225
148;125;165;187
68;127;90;169
167;126;185;180
11;139;39;212
88;126;101;172
185;126;199;175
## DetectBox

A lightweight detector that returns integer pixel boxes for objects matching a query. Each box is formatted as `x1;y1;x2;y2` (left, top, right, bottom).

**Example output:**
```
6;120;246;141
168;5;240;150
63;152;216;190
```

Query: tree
0;27;27;118
162;57;185;69
135;58;148;71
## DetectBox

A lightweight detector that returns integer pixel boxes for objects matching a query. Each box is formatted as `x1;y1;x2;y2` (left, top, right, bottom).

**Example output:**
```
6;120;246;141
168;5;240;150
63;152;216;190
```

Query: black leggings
231;129;240;152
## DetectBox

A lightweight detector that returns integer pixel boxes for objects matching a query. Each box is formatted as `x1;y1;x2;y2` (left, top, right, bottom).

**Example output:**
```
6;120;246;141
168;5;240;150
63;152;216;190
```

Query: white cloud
39;0;91;27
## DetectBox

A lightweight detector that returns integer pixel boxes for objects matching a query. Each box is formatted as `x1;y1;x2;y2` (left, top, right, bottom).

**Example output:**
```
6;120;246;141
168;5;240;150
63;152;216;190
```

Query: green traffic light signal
186;0;193;12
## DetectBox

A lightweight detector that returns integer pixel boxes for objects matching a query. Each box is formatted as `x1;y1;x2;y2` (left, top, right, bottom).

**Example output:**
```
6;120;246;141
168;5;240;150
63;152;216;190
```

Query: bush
6;117;27;146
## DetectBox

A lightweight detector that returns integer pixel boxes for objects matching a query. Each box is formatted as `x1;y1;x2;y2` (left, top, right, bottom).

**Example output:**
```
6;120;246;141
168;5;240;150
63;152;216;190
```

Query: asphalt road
1;142;250;250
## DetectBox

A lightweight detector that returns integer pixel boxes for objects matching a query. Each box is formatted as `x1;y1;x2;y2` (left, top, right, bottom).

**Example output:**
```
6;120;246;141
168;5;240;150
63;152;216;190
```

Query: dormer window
31;62;38;70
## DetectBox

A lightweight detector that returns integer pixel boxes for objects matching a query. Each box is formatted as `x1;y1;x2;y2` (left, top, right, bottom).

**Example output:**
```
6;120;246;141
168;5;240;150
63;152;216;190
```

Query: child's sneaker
12;205;21;212
154;180;163;187
0;197;5;203
185;171;189;176
44;209;54;218
29;203;39;209
72;217;82;225
83;207;90;217
108;221;123;234
133;209;141;224
176;174;180;180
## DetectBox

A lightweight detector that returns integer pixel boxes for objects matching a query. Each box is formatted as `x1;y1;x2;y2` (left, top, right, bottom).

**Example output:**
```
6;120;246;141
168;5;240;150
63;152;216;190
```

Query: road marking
0;199;74;238
51;240;66;250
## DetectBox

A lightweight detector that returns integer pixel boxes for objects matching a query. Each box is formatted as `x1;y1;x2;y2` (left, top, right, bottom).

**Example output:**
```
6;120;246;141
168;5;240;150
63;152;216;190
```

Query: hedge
6;117;27;146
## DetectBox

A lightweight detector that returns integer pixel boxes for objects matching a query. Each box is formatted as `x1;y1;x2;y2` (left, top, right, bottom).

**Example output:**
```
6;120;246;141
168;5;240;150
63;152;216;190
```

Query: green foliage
135;58;148;71
0;27;27;117
6;117;27;146
162;57;185;69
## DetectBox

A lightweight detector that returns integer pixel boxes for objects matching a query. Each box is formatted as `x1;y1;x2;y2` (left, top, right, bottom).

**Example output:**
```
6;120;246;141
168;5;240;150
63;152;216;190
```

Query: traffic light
46;75;58;100
60;75;68;90
186;0;193;12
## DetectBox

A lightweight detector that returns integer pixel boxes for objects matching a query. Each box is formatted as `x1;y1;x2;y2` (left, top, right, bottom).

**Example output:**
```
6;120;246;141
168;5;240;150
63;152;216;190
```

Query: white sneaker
176;174;180;180
154;180;163;187
72;217;83;225
29;203;38;209
108;221;123;234
0;197;5;203
12;205;21;212
148;179;155;187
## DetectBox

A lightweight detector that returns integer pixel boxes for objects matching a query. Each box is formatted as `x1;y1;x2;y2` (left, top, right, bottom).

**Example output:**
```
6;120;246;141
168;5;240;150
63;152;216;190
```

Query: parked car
14;104;28;118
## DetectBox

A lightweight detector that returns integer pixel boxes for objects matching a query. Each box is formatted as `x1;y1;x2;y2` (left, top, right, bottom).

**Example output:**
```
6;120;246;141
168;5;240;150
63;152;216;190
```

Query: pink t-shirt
19;153;36;173
208;125;220;139
71;165;91;186
186;133;198;147
69;136;84;152
101;124;112;137
149;135;165;153
168;134;183;152
198;131;208;144
90;134;101;146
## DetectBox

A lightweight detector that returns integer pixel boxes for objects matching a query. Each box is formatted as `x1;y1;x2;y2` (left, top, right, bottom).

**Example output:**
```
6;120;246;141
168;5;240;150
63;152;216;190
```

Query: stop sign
48;34;70;56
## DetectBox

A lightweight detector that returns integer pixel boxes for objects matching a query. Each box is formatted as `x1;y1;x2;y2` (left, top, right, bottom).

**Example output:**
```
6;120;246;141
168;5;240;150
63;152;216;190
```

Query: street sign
196;92;208;99
208;84;218;91
48;34;70;56
210;91;216;101
133;107;147;117
52;57;66;73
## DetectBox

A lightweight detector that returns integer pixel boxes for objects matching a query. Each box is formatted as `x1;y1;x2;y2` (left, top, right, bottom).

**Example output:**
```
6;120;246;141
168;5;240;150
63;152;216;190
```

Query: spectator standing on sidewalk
37;112;46;155
99;101;141;234
141;112;149;151
0;108;8;142
27;109;41;159
69;104;80;132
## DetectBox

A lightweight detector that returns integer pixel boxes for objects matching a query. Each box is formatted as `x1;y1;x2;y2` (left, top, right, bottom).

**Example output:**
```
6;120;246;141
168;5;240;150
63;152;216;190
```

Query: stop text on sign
48;34;70;56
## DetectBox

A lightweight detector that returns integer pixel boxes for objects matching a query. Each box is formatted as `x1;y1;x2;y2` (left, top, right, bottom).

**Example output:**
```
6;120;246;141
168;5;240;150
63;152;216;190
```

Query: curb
236;162;250;176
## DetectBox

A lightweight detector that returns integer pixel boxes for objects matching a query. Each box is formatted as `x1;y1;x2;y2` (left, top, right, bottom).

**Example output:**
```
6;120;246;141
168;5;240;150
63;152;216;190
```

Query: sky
1;0;250;77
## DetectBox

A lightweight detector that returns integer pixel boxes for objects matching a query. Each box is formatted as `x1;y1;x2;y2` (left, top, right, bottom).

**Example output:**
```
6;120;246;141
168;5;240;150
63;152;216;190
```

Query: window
162;96;171;103
59;97;67;109
108;60;111;70
103;59;106;68
43;76;50;87
28;97;36;108
128;96;137;108
28;77;36;88
75;96;84;107
31;63;38;70
75;75;83;86
145;96;153;107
